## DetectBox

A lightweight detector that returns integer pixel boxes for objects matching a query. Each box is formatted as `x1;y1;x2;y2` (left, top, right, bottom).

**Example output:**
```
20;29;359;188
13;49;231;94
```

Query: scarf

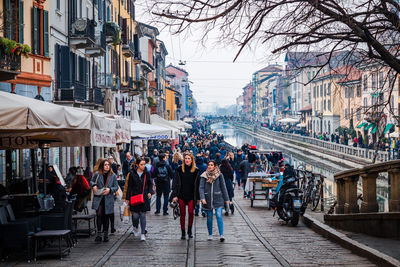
206;168;221;184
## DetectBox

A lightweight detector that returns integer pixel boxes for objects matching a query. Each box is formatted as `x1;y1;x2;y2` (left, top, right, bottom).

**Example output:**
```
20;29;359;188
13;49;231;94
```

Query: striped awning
365;123;375;130
384;124;395;135
356;122;368;128
371;126;377;134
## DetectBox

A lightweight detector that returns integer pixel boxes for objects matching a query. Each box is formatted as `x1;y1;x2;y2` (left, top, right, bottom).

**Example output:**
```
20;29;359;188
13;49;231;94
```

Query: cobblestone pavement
3;192;376;267
232;190;376;267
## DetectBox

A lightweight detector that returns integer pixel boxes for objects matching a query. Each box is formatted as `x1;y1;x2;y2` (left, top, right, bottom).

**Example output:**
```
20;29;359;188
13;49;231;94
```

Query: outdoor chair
0;206;34;261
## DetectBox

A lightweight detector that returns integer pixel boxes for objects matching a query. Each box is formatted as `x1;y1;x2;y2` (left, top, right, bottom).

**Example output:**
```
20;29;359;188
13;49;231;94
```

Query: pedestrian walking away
170;152;200;240
153;153;174;215
90;159;118;243
125;158;154;241
199;160;230;242
220;159;235;215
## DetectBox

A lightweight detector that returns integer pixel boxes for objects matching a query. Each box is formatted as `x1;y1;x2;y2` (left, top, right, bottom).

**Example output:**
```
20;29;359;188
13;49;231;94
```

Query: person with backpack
153;153;174;215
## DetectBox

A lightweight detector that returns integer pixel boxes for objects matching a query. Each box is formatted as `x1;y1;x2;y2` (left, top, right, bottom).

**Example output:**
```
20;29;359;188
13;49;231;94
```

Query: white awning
172;120;192;129
0;91;92;149
131;120;172;140
150;114;180;139
278;117;300;124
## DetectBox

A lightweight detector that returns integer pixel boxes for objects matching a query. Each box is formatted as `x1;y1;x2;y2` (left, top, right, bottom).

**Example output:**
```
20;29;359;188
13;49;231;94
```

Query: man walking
122;152;134;178
153;153;174;215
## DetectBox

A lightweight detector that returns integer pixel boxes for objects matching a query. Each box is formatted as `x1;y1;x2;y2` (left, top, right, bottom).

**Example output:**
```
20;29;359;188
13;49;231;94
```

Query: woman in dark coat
125;157;154;241
170;152;200;240
220;159;235;215
90;159;118;242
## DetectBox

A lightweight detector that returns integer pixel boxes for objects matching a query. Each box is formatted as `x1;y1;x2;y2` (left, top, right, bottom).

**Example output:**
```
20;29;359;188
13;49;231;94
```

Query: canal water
211;122;389;211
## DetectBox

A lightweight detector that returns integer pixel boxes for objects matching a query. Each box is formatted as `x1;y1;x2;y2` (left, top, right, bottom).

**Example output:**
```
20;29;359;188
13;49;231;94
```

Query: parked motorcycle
271;176;305;226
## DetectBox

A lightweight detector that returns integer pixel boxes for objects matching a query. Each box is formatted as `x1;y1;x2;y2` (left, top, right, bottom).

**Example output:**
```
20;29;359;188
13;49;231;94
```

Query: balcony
86;31;106;57
104;21;120;44
89;87;104;105
59;81;87;102
97;73;114;88
122;42;134;57
70;18;96;49
0;49;21;81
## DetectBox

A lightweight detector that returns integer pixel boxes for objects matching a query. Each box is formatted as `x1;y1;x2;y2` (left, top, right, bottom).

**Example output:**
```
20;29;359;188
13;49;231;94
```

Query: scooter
271;176;304;226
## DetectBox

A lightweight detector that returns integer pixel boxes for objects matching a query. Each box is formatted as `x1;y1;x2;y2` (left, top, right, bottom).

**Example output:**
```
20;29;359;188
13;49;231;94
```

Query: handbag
130;174;146;206
115;186;123;200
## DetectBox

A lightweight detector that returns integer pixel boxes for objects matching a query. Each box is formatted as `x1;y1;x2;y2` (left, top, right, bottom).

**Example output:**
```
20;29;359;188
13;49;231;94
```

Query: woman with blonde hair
93;158;104;173
170;152;200;240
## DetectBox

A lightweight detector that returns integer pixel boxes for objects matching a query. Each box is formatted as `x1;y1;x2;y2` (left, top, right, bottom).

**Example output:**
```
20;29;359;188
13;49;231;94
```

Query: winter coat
90;171;118;215
125;169;154;213
199;172;229;210
170;166;200;202
153;160;174;182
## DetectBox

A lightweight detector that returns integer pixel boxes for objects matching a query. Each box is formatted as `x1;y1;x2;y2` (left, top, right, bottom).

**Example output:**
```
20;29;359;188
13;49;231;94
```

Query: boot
187;227;193;238
230;203;235;215
181;229;186;240
103;231;109;242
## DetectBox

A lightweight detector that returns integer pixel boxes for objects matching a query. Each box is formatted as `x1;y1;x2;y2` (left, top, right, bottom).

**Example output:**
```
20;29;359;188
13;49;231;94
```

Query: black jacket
153;160;174;182
125;169;154;212
170;166;200;202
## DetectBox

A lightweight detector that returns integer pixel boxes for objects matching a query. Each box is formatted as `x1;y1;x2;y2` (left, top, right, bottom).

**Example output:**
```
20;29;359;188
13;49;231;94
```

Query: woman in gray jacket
91;159;118;242
199;160;229;242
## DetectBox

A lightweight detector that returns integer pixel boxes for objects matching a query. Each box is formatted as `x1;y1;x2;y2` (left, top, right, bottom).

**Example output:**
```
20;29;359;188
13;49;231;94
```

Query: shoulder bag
130;174;146;206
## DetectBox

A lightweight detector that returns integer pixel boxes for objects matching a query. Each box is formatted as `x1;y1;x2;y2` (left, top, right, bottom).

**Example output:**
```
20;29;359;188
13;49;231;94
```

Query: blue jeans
205;208;224;236
235;170;241;186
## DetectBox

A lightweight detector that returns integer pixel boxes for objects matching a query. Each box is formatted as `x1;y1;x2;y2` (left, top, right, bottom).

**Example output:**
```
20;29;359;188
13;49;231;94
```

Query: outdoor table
33;230;72;260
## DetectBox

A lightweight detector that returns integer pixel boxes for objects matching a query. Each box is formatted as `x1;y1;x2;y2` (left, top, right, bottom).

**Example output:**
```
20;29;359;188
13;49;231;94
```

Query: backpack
157;165;169;181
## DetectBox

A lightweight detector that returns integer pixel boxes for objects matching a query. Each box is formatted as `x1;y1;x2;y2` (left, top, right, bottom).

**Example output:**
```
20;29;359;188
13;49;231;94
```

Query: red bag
130;174;146;206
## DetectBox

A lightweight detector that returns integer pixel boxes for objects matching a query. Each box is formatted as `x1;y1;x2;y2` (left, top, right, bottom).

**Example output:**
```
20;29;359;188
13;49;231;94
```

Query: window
327;83;331;96
345;87;348;98
320;85;323;97
308;71;311;81
372;72;377;90
363;97;368;112
357;109;361;121
328;99;331;111
312;71;315;79
379;71;384;89
324;84;326;97
356;85;361;97
313;86;316;98
345;108;348;120
56;0;60;10
363;75;368;91
308;92;311;104
324;100;326;110
4;0;24;43
316;85;319;97
32;6;49;56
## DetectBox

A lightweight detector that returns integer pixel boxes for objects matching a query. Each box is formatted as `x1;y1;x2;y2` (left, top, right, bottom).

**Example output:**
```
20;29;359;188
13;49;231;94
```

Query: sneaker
111;228;116;234
220;235;225;242
132;227;140;237
207;235;213;240
201;212;206;217
140;234;146;241
230;204;235;215
95;235;102;243
155;211;161;215
163;212;169;216
225;211;229;216
103;235;109;242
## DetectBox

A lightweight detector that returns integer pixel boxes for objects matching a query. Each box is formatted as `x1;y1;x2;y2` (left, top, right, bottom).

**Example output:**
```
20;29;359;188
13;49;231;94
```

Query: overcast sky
135;1;281;113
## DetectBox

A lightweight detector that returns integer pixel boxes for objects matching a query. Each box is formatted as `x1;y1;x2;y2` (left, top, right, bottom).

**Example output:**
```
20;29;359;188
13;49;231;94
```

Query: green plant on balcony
147;96;156;108
0;37;31;58
104;22;121;46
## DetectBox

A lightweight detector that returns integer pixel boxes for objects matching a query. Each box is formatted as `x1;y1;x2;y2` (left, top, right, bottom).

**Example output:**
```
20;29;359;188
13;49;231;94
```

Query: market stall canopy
278;118;300;124
150;114;180;139
173;120;192;129
90;112;117;147
297;123;307;128
0;91;92;149
389;132;400;138
131;120;171;140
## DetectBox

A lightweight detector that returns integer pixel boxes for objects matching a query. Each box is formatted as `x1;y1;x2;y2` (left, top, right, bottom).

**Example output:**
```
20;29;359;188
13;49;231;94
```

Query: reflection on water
212;122;388;212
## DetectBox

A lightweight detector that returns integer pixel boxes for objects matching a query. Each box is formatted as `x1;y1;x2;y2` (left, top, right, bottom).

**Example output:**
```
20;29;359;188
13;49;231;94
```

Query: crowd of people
84;120;274;243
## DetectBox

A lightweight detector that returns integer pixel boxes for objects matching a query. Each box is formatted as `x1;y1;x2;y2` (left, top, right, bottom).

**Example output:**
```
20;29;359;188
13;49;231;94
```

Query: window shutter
18;0;24;43
4;0;12;39
71;53;76;82
60;45;71;88
32;6;38;54
43;10;49;57
134;34;139;56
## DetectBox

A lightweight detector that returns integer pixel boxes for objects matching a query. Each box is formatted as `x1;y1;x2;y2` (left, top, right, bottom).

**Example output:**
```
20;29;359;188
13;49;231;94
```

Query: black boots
181;229;186;240
230;203;235;214
188;227;193;239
